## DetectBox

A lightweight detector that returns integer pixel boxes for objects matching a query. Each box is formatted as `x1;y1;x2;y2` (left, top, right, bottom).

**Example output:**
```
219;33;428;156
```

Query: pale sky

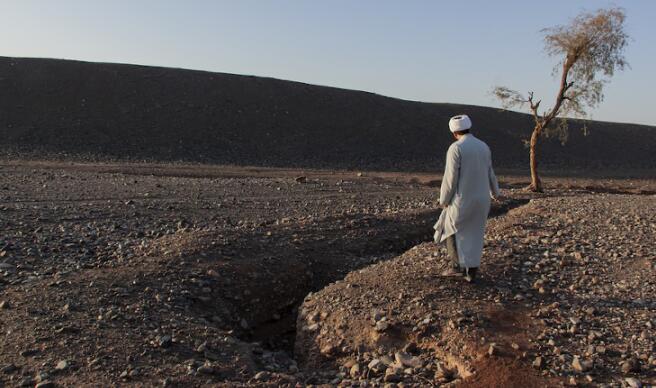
1;0;654;125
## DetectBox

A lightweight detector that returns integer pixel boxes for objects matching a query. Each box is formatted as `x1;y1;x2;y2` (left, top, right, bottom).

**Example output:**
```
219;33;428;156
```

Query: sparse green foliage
492;8;629;191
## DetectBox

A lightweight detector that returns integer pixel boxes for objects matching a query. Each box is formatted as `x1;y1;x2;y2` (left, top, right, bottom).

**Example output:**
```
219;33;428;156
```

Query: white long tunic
433;134;500;268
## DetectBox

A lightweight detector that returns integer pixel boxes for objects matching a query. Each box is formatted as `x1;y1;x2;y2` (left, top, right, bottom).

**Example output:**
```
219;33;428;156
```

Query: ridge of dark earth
1;56;655;172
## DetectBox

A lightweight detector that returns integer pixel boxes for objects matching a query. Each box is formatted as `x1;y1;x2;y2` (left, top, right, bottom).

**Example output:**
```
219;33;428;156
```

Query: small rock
371;309;384;321
1;363;17;374
157;335;172;348
532;356;543;369
380;355;394;366
0;262;13;270
35;371;50;383
197;363;215;375
19;349;39;357
19;377;35;387
254;371;269;381
306;323;319;332
488;343;497;356
35;382;55;388
350;363;361;378
55;360;69;371
625;377;642;388
384;367;401;382
320;344;336;355
195;341;208;353
621;358;640;373
571;356;591;372
394;351;421;368
375;320;389;332
368;359;385;373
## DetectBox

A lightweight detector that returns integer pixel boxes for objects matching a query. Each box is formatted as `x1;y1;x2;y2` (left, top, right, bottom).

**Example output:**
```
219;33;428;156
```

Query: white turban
449;115;472;133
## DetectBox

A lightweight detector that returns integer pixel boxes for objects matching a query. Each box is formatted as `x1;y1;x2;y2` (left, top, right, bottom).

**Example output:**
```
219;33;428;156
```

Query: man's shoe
441;266;462;277
463;268;478;283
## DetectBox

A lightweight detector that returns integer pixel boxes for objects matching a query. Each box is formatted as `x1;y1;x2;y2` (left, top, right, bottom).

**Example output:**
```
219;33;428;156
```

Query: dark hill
0;56;654;171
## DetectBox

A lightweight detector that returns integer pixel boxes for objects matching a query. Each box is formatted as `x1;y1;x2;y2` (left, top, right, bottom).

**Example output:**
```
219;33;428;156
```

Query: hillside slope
0;56;654;171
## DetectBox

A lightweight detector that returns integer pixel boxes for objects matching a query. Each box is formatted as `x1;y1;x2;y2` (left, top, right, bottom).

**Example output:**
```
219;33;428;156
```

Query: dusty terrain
297;194;656;388
0;161;654;387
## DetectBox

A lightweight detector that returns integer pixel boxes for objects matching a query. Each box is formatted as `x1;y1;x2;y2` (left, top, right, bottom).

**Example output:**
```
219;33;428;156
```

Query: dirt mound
296;194;656;386
1;56;655;172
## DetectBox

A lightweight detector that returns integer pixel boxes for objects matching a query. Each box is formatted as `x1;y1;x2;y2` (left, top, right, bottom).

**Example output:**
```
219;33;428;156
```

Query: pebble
35;371;50;382
532;356;543;368
375;320;389;332
157;335;172;348
621;358;640;374
197;363;215;375
384;367;401;382
0;263;13;270
487;343;497;356
254;371;269;381
20;349;39;357
19;377;35;387
55;360;69;371
368;359;385;373
625;377;642;388
0;363;17;374
394;351;421;368
350;363;361;378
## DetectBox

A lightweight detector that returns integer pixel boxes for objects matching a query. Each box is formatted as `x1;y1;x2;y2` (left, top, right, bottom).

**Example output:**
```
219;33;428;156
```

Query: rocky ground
0;161;654;387
298;194;656;388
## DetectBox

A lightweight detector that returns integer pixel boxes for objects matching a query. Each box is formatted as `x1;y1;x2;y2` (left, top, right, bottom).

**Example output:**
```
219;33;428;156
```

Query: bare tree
493;8;629;192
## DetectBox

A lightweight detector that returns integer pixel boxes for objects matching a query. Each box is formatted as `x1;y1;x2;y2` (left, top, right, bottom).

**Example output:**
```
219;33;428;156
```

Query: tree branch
527;92;542;126
543;58;575;128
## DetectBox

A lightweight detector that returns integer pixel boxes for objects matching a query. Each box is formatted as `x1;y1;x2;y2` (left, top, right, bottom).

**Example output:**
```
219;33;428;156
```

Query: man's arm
439;145;460;207
488;149;501;199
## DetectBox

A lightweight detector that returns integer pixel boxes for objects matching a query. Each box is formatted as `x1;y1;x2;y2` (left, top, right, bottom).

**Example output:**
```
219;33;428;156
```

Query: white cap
449;115;472;133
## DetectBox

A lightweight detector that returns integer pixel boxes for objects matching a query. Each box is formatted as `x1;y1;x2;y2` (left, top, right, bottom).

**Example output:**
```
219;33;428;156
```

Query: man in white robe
433;114;500;282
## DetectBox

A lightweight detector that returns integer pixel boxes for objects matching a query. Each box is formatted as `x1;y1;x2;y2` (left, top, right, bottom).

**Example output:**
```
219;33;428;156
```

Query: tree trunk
528;127;543;192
